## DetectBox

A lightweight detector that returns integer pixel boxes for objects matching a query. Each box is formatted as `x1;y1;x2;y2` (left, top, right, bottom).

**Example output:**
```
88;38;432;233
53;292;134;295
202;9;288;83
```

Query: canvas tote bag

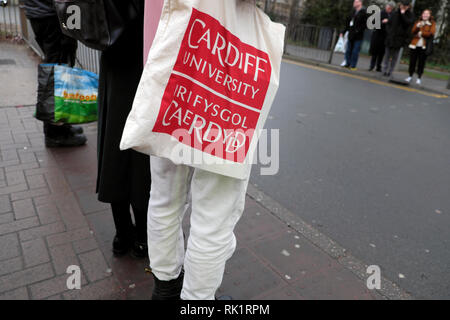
120;0;285;180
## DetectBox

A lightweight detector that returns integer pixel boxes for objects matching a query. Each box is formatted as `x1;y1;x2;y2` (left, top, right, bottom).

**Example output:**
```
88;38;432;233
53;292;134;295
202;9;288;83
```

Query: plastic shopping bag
120;0;285;180
334;32;348;53
35;64;99;124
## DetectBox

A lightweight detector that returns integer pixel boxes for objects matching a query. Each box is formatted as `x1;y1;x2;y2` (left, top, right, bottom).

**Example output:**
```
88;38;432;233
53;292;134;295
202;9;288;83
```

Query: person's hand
382;18;389;24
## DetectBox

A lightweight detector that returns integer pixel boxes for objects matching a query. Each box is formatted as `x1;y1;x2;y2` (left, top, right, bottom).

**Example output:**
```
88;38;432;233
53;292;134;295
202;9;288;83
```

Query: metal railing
1;0;100;74
0;0;21;39
75;42;100;74
260;2;375;65
284;24;338;63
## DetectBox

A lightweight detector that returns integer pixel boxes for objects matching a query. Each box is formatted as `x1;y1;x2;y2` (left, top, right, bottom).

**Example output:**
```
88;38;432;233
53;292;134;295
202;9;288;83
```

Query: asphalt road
251;61;450;299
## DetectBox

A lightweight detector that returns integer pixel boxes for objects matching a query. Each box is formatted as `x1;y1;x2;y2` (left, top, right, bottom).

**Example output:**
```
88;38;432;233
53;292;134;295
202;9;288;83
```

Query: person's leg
383;47;391;74
350;40;362;68
369;55;377;70
344;40;354;67
60;33;78;67
417;48;427;79
127;150;151;258
388;48;400;75
28;18;46;53
129;204;149;258
29;17;64;64
377;47;385;71
182;169;250;300
111;202;134;255
30;17;86;147
43;122;65;138
409;48;418;77
147;156;192;282
131;202;148;244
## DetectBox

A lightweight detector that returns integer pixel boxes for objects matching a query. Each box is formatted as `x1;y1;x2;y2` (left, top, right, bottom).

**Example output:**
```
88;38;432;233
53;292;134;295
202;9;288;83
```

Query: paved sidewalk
0;41;392;300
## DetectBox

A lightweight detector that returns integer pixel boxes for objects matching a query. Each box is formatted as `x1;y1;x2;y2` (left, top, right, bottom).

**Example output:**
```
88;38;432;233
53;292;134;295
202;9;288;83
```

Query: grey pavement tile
78;249;111;283
0;216;39;236
49;243;80;276
62;277;122;300
12;198;36;220
0;287;29;300
0;263;54;293
19;221;65;242
236;199;290;244
217;247;283;300
0;233;20;261
290;266;377;300
251;232;340;283
0;195;12;214
0;257;23;277
22;238;50;268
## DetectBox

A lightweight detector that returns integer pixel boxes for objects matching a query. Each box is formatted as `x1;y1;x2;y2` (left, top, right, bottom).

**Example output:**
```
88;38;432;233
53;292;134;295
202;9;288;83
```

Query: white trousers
147;156;250;300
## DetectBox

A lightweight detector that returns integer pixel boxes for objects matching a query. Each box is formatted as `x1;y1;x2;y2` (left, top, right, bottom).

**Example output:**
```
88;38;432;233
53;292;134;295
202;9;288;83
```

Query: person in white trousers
148;156;250;300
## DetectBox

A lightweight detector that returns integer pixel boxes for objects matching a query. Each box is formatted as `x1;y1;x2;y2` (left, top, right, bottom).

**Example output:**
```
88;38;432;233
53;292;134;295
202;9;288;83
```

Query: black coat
344;8;367;41
385;8;415;49
96;1;150;209
369;10;390;55
23;0;56;19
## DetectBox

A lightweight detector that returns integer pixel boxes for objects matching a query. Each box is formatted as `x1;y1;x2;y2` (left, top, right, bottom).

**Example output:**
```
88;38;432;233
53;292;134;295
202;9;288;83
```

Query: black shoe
112;234;133;256
131;240;148;259
45;133;87;148
67;125;84;135
376;67;382;72
368;67;374;72
152;271;184;300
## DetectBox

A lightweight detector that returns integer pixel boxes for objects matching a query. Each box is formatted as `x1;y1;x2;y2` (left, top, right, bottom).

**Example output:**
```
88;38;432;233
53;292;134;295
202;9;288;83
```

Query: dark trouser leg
29;17;66;64
61;35;78;68
376;48;385;71
111;202;134;238
43;122;66;138
131;204;147;243
383;47;389;73
417;49;427;79
350;40;362;68
388;49;400;75
345;41;354;67
409;48;419;77
370;55;377;69
30;16;77;66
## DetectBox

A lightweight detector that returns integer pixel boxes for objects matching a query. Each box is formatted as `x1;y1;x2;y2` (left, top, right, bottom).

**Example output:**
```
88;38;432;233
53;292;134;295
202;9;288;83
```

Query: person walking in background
405;9;436;85
96;0;151;258
383;0;414;77
368;1;395;72
340;0;367;71
23;0;87;147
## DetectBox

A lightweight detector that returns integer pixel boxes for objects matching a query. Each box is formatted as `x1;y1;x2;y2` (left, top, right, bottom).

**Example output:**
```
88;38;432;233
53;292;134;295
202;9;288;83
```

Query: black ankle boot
131;240;148;258
152;271;184;300
112;234;133;256
45;133;87;148
64;124;84;135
